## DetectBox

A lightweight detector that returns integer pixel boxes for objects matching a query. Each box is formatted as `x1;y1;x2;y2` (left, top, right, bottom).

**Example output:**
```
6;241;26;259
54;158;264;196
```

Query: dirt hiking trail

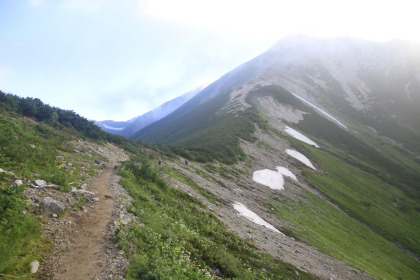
38;143;131;280
56;160;117;279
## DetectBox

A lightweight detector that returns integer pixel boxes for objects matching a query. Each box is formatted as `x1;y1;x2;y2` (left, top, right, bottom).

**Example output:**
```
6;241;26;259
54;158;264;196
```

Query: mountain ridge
95;86;202;138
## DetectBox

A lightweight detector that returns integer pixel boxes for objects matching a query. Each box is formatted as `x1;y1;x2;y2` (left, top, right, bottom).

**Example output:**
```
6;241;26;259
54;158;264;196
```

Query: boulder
42;197;65;214
30;260;39;273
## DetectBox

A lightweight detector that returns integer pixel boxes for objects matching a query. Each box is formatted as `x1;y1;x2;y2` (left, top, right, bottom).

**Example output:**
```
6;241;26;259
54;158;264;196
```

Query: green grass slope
249;85;420;254
137;92;267;164
0;92;138;277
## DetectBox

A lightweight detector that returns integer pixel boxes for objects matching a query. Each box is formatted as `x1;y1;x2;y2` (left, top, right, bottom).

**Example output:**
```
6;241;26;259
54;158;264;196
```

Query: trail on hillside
55;160;117;279
38;144;131;280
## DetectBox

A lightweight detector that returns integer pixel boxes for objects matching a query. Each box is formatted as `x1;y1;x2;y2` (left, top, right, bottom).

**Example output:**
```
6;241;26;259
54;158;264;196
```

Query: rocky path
55;160;117;280
38;143;132;280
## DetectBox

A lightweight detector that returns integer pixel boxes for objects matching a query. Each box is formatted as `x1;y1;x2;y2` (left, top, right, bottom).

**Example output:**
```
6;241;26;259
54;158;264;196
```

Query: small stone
14;179;23;186
42;197;65;214
35;180;47;187
52;213;58;218
30;260;40;273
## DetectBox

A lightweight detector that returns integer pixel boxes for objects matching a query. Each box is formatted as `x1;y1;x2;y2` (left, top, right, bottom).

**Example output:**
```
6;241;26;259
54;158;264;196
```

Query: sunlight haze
0;0;418;121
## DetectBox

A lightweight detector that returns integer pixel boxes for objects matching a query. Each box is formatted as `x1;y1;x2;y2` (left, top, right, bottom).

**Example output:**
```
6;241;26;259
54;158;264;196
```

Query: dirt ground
37;143;132;280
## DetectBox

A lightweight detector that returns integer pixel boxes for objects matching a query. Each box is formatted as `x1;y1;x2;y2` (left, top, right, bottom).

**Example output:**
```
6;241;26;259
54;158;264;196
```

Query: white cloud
140;0;420;42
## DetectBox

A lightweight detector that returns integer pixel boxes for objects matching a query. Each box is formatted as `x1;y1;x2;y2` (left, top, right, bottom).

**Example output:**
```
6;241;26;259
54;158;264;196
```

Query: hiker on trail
185;159;189;166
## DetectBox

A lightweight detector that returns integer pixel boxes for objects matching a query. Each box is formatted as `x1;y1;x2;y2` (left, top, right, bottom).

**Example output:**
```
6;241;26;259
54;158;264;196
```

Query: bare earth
56;161;116;280
37;143;131;280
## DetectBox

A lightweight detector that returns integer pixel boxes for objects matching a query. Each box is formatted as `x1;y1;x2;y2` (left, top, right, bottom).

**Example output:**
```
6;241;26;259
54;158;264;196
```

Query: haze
0;0;418;121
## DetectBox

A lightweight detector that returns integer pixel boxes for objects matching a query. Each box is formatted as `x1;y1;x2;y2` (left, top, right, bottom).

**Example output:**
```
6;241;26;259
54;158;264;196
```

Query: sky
1;0;419;121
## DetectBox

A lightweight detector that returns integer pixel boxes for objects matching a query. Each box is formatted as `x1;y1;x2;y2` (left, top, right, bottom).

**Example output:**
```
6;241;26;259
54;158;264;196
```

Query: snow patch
276;167;297;181
253;166;297;190
285;126;319;147
289;93;347;129
253;169;284;190
286;149;316;170
102;124;125;131
233;202;282;234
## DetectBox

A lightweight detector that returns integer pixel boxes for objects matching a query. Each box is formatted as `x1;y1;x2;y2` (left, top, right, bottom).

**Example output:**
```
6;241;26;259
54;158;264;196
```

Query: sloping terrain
126;36;420;279
135;36;420;154
96;87;201;138
0;93;135;278
2;36;420;279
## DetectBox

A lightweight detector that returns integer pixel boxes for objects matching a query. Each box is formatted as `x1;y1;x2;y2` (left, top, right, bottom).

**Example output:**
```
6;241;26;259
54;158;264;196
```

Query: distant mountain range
95;86;203;138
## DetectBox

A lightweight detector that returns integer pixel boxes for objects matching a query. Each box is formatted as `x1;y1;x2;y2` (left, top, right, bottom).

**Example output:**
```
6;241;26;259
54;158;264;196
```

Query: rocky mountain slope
135;36;420;152
1;36;420;279
125;36;420;278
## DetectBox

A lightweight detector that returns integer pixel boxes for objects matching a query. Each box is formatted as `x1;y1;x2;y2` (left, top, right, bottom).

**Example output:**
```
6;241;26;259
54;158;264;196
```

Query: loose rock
35;180;47;187
30;260;40;273
14;179;23;186
42;197;65;214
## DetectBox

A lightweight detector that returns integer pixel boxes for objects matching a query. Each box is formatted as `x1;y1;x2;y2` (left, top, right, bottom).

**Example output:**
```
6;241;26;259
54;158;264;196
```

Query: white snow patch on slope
102;124;125;131
276;167;297;181
286;149;316;170
253;169;284;190
285;126;319;147
289;93;348;129
253;167;297;190
233;202;282;234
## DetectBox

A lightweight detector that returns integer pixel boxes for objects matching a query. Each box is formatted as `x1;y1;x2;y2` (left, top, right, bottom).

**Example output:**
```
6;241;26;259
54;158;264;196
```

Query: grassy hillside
115;154;316;279
137;92;267;164
0;114;89;276
268;188;420;279
0;92;139;277
248;85;420;254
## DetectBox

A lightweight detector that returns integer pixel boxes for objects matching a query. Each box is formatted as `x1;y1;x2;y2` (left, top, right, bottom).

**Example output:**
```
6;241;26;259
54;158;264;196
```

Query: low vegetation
115;154;315;279
268;189;420;279
0;92;140;276
0;181;43;277
304;147;420;254
137;92;268;164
